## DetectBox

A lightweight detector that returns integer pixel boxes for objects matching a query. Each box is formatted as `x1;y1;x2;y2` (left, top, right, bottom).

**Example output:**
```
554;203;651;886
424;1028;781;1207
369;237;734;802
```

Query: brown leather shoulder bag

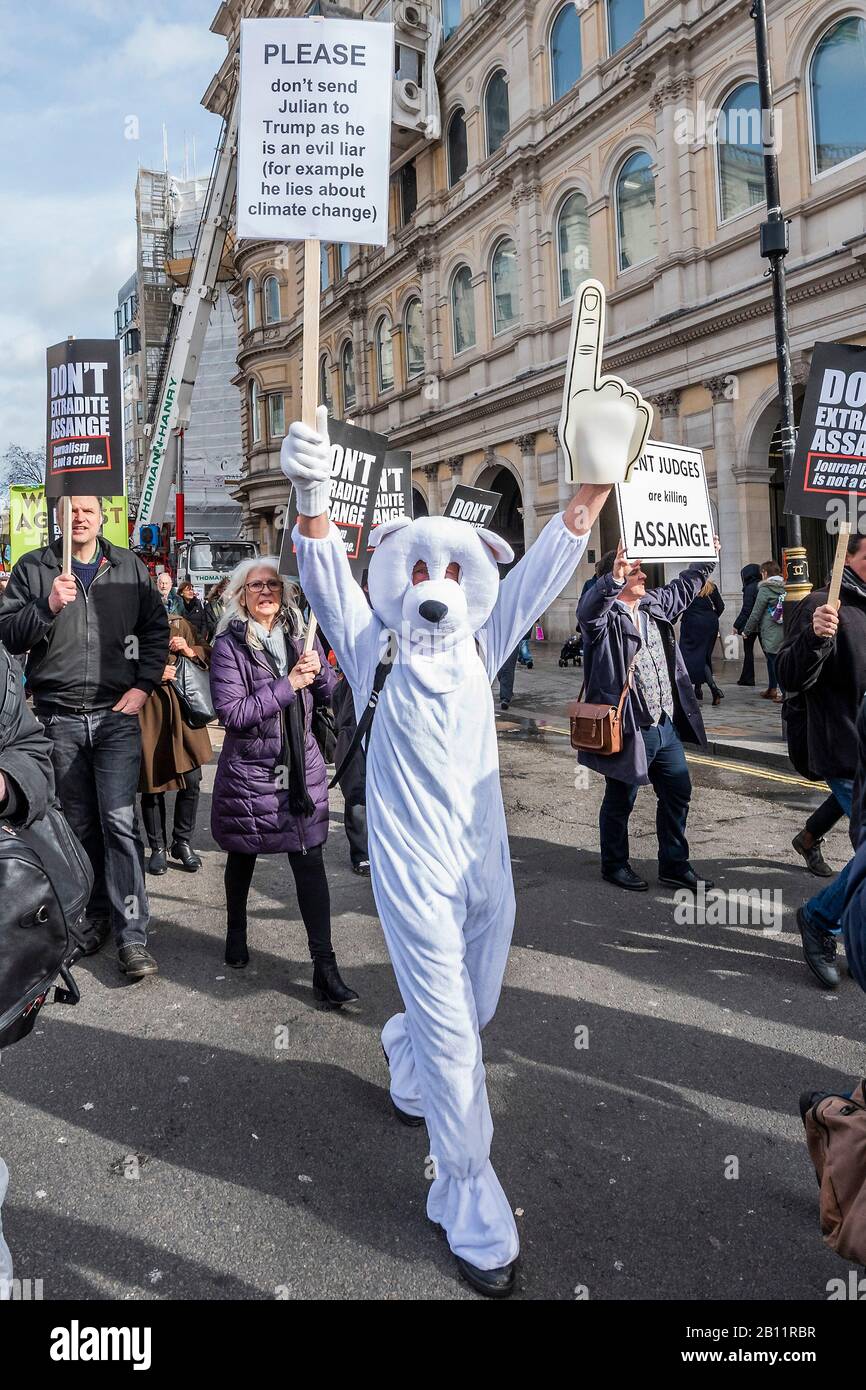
568;654;637;755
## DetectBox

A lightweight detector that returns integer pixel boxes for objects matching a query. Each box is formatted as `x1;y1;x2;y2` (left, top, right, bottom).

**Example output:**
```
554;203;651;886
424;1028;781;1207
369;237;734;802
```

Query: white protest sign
615;441;715;561
237;16;393;246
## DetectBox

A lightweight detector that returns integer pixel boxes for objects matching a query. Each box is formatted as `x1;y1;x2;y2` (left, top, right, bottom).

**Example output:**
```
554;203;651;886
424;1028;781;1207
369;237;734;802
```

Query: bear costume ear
368;515;413;549
476;528;514;566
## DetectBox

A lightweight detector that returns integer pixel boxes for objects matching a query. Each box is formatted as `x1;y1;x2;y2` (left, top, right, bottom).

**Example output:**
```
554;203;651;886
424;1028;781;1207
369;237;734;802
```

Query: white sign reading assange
237;16;393;246
615;441;716;561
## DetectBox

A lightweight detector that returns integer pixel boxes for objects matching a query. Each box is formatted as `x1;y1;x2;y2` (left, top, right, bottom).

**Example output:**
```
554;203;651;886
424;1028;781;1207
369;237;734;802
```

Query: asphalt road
1;724;863;1302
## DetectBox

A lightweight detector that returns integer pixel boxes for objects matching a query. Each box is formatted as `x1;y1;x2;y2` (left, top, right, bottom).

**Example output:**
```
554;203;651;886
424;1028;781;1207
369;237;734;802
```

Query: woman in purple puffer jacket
209;557;358;1006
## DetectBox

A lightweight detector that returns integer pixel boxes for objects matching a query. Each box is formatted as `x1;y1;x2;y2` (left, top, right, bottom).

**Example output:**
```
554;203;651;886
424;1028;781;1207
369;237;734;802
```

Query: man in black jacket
0;496;168;979
0;644;54;827
777;532;866;989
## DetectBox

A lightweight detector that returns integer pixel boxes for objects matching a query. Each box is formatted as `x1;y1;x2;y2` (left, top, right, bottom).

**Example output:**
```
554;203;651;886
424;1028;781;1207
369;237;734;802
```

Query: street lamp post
751;0;810;601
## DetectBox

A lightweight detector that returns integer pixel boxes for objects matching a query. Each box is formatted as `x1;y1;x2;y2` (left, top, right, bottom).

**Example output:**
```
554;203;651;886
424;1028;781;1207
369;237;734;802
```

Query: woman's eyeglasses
245;579;282;594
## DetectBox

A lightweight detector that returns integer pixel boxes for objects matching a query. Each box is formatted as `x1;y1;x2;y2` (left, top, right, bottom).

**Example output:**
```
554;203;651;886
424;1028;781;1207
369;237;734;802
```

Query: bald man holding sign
281;279;647;1296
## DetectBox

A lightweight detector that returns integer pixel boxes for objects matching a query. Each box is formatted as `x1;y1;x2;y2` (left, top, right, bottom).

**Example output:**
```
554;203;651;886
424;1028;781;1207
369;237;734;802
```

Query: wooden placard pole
61;496;73;573
301;236;321;655
827;520;853;611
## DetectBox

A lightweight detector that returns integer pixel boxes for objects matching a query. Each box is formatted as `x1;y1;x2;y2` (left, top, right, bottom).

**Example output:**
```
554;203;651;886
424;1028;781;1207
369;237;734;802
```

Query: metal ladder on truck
133;91;239;537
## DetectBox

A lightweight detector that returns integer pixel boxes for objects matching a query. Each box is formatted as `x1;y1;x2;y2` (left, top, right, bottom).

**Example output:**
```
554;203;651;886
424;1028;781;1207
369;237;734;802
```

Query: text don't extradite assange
263;43;367;66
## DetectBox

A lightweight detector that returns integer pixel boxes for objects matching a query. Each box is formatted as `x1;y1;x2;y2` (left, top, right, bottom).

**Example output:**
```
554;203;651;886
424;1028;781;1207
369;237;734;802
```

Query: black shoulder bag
328;661;392;789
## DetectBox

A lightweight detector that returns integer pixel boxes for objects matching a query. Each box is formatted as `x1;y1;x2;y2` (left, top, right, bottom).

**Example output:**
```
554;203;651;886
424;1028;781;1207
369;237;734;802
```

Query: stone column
653;388;682;446
444;456;462;512
703;375;743;626
516;432;538;548
423;462;441;515
415;237;442;393
348;292;368;421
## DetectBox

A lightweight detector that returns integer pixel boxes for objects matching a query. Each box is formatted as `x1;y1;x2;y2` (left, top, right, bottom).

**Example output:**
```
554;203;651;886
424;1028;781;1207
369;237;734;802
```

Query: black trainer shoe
602;864;648;892
118;945;158;979
792;831;834;879
73;915;111;960
796;907;839;989
659;865;714;893
351;859;371;876
455;1255;517;1299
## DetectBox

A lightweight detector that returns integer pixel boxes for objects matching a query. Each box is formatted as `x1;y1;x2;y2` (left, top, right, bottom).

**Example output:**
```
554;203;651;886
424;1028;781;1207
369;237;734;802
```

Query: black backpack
0;805;92;1048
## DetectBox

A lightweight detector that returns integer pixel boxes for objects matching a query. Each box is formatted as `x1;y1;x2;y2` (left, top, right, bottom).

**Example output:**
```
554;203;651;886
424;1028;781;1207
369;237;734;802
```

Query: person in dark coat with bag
679;579;725;704
209;557;357;1005
577;538;718;893
733;563;761;686
777;533;866;989
139;612;212;876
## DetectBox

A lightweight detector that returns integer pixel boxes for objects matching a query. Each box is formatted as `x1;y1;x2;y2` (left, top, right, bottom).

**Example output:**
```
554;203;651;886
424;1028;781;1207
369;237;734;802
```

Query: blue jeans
805;777;853;935
497;645;519;705
42;709;149;947
600;714;692;873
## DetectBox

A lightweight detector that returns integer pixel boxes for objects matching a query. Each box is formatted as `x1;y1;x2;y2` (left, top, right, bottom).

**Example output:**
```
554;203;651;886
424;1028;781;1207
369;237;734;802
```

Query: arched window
550;4;582;103
245;278;256;330
404;297;425;378
319;355;332;412
485;69;510;156
248;379;261;444
809;16;866;175
491;238;518;334
607;0;644;54
451;265;476;354
441;0;460;40
263;275;281;324
615;151;656;271
268;392;285;438
375;315;394;393
447;108;468;187
342;340;356;412
337;243;350;278
717;81;765;222
320;243;331;291
557;191;591;300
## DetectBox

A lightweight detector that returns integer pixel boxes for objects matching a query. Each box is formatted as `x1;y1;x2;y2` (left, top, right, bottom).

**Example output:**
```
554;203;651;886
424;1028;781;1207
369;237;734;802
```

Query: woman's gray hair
216;555;305;637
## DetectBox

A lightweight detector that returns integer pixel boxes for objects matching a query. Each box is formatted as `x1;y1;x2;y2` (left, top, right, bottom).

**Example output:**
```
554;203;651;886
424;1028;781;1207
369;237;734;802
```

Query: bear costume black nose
419;600;448;624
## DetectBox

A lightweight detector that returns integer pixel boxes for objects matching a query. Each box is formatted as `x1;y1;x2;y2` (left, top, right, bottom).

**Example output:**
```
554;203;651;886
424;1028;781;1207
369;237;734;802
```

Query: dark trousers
600;714;692;874
44;708;149;947
141;766;202;847
497;645;519;704
224;844;333;960
805;791;845;841
738;633;757;685
338;751;368;867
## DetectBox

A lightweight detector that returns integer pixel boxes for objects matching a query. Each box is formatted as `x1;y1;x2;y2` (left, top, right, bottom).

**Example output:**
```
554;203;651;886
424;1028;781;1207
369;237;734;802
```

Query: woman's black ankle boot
312;954;359;1006
225;922;249;969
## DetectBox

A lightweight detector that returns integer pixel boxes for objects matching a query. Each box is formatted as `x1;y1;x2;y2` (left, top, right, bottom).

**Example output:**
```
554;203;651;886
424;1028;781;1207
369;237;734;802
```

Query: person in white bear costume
282;283;651;1297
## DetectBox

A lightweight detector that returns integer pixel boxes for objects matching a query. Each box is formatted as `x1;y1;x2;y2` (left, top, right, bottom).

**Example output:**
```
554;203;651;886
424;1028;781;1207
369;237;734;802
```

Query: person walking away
139;611;212;875
733;564;761;686
209;558;358;1004
742;561;786;701
577;539;718;893
204;578;228;641
0;495;168;979
332;669;369;874
679;580;725;704
174;580;208;642
777;532;866;988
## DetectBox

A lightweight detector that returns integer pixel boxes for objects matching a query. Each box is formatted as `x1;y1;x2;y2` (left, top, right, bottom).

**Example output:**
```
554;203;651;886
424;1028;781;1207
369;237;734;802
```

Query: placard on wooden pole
301;238;321;655
827;520;853;610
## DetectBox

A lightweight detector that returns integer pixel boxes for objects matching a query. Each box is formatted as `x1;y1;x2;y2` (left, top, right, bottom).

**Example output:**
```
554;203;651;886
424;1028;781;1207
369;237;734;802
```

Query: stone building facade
204;0;866;637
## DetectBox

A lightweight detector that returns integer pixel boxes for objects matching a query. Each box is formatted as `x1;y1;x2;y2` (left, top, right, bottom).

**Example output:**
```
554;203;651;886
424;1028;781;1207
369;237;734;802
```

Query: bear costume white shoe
282;283;651;1292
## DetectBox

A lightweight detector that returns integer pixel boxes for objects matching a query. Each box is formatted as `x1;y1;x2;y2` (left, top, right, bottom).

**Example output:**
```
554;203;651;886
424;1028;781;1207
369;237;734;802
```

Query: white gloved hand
558;280;652;485
279;404;332;517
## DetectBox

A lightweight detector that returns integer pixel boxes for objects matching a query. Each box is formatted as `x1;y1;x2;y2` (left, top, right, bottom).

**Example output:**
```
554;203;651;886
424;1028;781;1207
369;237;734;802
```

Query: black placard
442;483;500;529
45;339;124;498
278;419;412;581
785;341;866;519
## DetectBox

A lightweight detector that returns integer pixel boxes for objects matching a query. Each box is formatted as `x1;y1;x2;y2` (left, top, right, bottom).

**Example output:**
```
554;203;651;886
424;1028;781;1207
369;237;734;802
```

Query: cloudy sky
0;0;227;459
